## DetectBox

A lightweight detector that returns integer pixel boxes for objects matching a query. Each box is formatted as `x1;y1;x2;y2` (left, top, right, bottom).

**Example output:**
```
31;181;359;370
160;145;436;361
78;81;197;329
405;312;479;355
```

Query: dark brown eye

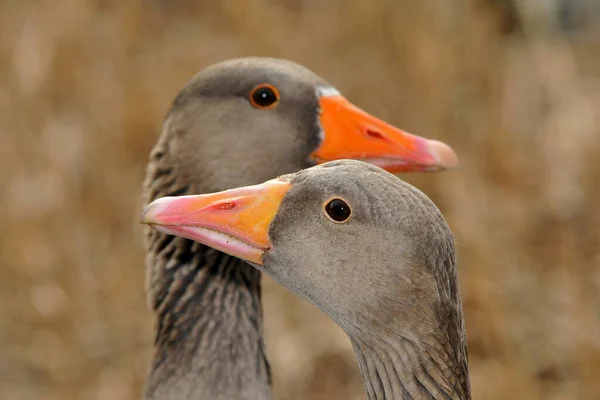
324;198;351;223
249;84;279;109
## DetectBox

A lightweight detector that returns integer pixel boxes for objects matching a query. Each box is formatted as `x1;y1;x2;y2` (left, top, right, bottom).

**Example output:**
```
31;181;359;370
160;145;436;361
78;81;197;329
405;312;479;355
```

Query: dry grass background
1;0;600;399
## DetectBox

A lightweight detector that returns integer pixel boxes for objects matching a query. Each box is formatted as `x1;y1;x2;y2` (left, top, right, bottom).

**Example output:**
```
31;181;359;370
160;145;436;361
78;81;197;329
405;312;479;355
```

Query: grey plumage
142;57;330;400
259;160;471;399
141;57;459;399
142;159;471;399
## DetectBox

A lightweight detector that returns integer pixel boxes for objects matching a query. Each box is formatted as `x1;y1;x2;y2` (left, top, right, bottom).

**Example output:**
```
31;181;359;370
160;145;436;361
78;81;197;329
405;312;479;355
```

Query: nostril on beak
212;201;238;211
365;129;386;141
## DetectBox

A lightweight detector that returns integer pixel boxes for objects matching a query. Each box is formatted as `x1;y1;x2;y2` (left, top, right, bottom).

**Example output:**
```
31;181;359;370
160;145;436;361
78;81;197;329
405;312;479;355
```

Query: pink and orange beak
141;180;291;265
313;94;458;172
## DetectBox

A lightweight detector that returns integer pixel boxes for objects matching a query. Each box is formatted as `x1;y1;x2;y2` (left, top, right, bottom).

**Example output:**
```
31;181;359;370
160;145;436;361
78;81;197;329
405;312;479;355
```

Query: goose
142;159;470;400
142;57;459;400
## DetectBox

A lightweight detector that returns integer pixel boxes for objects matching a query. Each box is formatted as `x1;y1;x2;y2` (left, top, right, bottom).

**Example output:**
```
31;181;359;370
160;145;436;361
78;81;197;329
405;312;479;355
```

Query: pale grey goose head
143;57;459;400
148;57;457;197
142;159;471;400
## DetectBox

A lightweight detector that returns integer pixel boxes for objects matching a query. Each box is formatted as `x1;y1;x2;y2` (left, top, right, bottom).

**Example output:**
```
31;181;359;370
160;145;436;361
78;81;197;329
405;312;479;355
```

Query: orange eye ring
249;84;280;109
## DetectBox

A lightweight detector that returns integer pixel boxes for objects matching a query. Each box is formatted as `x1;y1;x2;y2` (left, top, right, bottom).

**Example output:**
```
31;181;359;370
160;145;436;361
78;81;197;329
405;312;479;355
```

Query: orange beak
313;95;458;172
141;180;291;265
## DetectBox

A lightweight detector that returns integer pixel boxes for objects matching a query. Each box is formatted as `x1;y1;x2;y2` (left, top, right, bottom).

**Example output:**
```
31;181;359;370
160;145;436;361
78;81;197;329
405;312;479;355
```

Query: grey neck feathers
349;253;470;400
142;146;271;400
351;330;470;400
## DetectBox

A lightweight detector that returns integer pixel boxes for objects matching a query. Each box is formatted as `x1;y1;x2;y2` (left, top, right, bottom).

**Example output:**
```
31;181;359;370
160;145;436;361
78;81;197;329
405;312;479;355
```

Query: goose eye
324;198;352;223
249;84;279;109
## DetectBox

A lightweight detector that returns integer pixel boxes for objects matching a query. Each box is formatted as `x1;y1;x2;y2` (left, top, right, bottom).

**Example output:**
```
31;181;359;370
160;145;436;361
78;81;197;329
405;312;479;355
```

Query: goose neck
144;238;271;400
351;333;470;400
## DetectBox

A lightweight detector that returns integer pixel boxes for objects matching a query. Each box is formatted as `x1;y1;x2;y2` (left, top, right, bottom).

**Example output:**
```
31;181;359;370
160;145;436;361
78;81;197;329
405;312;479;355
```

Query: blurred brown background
2;0;600;399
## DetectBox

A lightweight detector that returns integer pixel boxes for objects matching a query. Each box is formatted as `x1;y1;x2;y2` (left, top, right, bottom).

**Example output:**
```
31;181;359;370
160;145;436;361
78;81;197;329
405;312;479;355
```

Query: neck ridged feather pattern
352;332;470;400
142;144;271;400
348;250;470;400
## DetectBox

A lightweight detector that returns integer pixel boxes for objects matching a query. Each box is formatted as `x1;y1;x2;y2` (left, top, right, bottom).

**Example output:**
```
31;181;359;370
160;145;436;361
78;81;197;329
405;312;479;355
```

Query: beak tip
140;207;153;225
427;140;459;169
141;197;172;225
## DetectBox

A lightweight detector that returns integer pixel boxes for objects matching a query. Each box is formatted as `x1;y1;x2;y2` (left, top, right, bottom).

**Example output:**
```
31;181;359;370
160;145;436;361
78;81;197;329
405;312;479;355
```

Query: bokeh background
2;0;600;399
